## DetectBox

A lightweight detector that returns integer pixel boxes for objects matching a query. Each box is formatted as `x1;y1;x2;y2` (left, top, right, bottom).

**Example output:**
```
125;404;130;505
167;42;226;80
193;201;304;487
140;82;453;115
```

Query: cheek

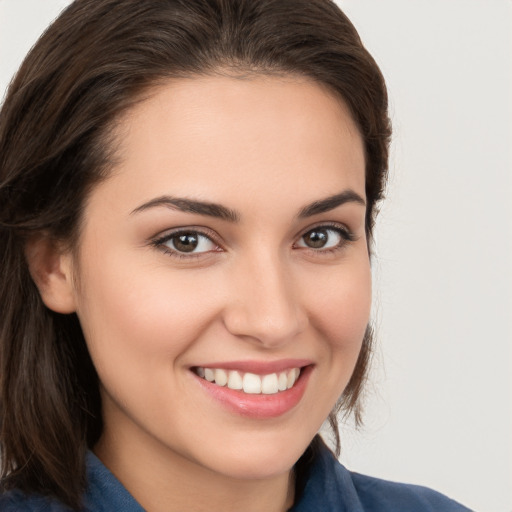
306;257;372;353
74;254;223;378
295;254;371;425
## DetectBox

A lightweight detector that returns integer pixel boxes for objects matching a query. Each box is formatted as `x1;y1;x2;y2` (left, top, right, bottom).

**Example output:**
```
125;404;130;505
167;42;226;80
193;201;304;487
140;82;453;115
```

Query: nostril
223;310;307;347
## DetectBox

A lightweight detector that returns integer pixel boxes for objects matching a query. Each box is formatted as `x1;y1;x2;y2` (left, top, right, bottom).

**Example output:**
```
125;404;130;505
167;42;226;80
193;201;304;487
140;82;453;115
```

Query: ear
25;235;77;314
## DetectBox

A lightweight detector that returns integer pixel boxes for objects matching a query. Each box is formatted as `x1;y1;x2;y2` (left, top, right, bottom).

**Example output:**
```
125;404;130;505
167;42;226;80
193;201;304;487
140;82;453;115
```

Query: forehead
91;75;365;217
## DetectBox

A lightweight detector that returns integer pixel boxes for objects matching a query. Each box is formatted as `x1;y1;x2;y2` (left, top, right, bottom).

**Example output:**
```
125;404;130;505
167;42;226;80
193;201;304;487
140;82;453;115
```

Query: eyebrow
131;189;365;222
297;190;366;218
131;196;240;222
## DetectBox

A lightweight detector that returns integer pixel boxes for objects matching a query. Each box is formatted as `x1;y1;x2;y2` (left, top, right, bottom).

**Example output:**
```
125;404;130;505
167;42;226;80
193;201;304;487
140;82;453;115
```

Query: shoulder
292;437;473;512
0;489;73;512
0;451;143;512
350;472;473;512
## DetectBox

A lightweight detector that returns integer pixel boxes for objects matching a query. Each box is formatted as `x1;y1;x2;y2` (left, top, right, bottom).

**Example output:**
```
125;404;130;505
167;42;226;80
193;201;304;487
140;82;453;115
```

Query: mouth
190;361;313;419
192;366;301;395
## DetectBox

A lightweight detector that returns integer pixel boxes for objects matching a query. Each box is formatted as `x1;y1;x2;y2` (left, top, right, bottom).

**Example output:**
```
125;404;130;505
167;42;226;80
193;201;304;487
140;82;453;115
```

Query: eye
296;226;352;250
155;230;218;255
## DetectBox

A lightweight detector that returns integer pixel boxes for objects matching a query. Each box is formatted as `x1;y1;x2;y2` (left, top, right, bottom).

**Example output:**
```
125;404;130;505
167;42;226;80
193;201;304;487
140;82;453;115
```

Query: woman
0;0;472;510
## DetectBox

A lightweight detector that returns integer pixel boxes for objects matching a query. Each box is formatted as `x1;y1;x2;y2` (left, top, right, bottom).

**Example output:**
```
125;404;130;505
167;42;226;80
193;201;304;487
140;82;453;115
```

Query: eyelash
151;227;221;260
294;223;357;255
151;223;356;260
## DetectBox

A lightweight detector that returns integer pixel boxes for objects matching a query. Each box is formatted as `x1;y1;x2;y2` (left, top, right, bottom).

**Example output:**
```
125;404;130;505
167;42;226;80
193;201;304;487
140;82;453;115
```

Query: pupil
305;229;327;248
173;233;198;252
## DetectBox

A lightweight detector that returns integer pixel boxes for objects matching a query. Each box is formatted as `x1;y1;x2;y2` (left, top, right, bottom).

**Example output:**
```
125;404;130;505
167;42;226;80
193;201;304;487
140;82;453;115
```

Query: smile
194;367;301;394
191;361;313;418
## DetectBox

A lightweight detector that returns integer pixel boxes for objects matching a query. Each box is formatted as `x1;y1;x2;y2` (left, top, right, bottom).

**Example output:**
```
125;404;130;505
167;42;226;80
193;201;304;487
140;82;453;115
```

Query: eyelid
293;222;357;251
148;221;357;259
296;221;356;241
150;226;224;256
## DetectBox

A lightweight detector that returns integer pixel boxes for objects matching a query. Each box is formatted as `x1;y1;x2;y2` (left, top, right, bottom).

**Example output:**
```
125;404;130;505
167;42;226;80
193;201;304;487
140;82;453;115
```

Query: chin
195;428;315;480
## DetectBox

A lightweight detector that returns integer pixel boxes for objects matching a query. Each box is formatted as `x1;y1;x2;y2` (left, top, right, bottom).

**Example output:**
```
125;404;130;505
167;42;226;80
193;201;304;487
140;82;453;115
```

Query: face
67;75;370;481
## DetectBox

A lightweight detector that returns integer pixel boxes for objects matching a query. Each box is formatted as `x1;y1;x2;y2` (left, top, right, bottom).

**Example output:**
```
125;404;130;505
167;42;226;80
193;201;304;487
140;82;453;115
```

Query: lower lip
193;365;313;419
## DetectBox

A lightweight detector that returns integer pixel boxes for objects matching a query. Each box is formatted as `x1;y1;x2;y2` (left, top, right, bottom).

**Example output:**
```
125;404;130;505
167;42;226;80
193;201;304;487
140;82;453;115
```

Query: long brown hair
0;0;391;508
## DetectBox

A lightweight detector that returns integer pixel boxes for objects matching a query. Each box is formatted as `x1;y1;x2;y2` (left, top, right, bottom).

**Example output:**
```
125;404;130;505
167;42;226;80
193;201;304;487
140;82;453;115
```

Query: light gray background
1;1;511;511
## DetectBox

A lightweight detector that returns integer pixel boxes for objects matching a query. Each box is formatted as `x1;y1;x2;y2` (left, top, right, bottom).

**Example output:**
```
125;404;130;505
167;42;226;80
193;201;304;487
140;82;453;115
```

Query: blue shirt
0;441;473;511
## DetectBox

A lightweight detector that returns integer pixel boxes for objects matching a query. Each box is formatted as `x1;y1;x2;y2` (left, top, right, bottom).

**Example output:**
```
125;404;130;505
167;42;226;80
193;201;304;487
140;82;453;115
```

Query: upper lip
192;359;313;375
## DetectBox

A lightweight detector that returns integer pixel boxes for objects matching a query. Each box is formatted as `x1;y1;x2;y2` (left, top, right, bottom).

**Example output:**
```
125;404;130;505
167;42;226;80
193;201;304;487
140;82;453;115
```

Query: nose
222;252;308;348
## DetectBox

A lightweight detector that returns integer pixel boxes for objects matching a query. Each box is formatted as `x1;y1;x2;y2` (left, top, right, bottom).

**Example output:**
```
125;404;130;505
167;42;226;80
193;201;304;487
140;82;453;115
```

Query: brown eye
297;227;345;250
303;229;329;248
172;233;199;252
159;231;217;254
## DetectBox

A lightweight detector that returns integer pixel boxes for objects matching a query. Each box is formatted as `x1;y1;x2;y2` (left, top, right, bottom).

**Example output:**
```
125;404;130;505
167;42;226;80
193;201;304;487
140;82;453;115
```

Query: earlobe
25;236;77;314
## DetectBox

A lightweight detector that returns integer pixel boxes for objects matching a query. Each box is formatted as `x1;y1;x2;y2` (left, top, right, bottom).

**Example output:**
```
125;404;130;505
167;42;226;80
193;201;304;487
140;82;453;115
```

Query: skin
33;75;370;512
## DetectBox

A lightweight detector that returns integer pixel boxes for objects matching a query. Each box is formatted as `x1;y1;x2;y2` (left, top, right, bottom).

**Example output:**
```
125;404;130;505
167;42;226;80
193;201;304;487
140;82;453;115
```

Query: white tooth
214;368;228;386
261;373;279;394
278;371;288;391
286;369;297;389
227;370;243;390
294;368;301;380
196;367;205;378
204;368;215;382
243;373;262;394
